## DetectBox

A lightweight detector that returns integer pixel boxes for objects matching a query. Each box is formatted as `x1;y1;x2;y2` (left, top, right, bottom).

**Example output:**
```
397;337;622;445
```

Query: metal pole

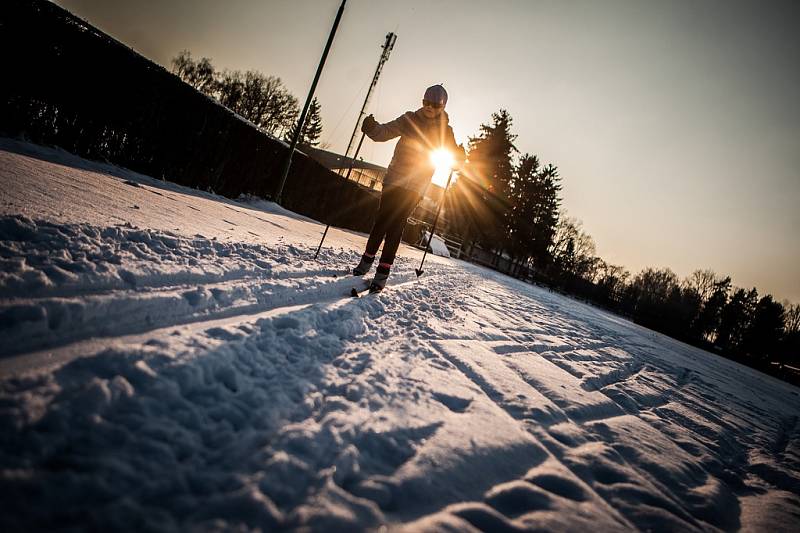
344;132;367;180
415;168;455;277
342;32;396;168
313;131;367;259
313;225;330;259
274;0;346;203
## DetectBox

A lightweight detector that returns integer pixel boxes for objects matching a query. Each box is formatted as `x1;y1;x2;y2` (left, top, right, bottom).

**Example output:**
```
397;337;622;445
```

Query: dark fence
0;0;378;232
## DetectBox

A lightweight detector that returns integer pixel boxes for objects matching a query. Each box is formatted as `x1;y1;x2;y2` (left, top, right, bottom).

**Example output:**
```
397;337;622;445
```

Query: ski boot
368;264;390;293
352;254;375;276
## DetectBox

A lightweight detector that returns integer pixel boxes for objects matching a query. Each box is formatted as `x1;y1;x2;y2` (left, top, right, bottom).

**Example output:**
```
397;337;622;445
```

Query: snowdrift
421;230;451;258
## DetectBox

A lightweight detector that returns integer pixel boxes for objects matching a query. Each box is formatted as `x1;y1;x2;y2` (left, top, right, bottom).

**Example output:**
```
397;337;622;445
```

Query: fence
0;0;379;233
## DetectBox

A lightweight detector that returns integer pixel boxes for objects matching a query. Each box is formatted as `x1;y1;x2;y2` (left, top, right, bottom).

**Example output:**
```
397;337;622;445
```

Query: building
300;145;387;192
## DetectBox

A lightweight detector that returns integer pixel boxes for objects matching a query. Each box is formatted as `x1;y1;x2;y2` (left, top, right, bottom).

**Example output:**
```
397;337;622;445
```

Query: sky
53;0;799;303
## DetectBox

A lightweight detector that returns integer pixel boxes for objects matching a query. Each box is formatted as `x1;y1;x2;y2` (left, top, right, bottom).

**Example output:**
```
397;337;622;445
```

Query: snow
421;230;451;258
1;137;799;531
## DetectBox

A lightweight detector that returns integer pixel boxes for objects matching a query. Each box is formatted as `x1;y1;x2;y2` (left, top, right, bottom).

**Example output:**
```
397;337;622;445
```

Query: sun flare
430;148;455;188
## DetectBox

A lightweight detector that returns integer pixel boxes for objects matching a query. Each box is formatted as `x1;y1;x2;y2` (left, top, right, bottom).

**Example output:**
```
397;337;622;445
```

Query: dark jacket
366;109;463;195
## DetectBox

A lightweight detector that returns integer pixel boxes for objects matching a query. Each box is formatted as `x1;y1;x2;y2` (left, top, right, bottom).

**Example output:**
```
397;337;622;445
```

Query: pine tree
507;155;561;268
716;287;759;354
741;295;785;360
284;97;323;147
460;109;518;254
691;276;731;342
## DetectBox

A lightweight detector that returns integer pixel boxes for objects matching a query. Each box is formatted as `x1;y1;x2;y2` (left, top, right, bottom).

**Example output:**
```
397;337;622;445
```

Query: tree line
445;109;799;382
171;51;323;146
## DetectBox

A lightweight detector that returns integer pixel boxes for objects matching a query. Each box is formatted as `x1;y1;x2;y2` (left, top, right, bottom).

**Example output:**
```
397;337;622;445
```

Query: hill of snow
1;138;799;531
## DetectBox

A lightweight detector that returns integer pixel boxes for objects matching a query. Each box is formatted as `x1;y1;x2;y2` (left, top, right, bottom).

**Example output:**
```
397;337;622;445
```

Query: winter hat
423;84;448;106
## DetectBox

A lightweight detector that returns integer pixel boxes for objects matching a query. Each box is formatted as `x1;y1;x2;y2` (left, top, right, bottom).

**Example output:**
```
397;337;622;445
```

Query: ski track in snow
1;139;800;532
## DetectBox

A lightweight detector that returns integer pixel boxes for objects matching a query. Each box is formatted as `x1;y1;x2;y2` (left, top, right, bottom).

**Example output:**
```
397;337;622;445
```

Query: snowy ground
1;138;799;532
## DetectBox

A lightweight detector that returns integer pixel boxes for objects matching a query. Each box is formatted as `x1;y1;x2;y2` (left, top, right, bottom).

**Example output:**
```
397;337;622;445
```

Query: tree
691;275;731;343
785;302;800;334
741;295;785;361
665;284;703;340
778;302;800;367
506;155;561;269
461;109;518;254
550;214;597;280
215;70;299;136
214;69;244;110
284;97;323;146
171;52;300;137
595;261;630;307
171;50;215;95
716;287;759;354
684;270;730;342
685;269;722;304
625;267;681;329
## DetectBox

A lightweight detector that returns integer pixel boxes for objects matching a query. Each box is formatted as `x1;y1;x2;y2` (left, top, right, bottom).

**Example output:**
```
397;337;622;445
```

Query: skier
353;84;465;292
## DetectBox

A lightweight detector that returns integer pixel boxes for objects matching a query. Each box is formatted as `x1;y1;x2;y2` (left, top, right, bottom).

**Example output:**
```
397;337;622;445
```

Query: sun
430;148;455;188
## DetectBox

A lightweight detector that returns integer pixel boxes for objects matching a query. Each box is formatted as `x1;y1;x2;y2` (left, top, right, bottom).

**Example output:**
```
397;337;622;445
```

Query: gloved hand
361;114;378;134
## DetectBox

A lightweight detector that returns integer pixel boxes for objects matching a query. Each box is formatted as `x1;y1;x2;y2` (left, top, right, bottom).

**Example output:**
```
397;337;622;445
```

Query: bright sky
54;0;800;303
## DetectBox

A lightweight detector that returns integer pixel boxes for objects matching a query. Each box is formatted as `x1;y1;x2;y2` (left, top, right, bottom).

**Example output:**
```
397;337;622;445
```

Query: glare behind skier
353;84;465;292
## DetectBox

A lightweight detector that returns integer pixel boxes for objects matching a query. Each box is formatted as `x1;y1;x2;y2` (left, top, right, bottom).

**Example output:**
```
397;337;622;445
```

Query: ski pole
313;131;367;259
415;167;455;277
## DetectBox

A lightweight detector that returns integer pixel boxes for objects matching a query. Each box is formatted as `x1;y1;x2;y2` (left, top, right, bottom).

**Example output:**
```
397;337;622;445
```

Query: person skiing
353;84;465;292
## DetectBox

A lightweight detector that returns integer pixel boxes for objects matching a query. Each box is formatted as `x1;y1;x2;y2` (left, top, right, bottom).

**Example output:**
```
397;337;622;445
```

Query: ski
351;287;384;297
349;280;371;297
349;279;387;297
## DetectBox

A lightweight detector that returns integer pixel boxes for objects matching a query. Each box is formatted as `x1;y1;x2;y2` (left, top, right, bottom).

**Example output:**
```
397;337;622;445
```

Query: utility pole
340;32;397;177
274;0;346;204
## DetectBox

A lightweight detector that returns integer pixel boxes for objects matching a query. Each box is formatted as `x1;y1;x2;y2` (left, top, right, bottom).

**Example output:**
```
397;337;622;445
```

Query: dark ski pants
365;185;421;265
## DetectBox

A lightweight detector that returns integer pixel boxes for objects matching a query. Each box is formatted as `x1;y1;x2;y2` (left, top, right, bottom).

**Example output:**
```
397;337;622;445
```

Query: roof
300;145;387;172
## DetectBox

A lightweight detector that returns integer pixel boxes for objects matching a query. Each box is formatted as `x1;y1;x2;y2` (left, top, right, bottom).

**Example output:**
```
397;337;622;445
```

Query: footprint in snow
205;327;245;342
432;392;472;413
525;473;588;502
182;288;207;306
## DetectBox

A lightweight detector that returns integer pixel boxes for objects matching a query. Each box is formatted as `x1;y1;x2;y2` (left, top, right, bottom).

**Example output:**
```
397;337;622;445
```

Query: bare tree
595;260;630;304
171;50;215;95
783;301;800;334
215;70;299;136
685;269;720;304
171;52;299;137
551;213;597;278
